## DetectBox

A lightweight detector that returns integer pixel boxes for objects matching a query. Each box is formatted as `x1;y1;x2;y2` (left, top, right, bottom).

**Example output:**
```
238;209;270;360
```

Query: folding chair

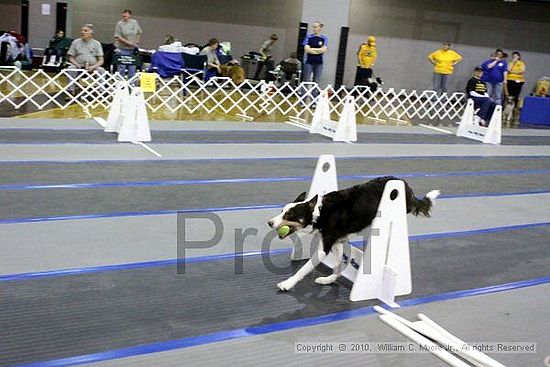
147;51;187;97
272;61;302;87
149;51;184;78
181;53;207;82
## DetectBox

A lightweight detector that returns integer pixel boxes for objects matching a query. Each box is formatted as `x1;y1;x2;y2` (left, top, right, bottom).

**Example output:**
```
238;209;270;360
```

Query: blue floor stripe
0;141;486;145
0;189;548;225
10;276;550;367
2;168;550;191
2;221;548;283
0;155;548;165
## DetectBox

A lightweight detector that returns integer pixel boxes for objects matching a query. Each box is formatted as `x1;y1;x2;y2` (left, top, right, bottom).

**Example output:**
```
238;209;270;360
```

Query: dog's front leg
314;241;343;285
277;240;327;291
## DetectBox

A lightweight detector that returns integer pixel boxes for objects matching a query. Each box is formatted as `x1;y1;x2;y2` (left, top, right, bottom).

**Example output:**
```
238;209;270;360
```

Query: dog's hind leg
314;241;344;285
277;240;327;291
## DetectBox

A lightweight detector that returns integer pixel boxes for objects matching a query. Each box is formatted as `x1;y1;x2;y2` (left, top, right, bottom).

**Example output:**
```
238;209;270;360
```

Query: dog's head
268;192;318;239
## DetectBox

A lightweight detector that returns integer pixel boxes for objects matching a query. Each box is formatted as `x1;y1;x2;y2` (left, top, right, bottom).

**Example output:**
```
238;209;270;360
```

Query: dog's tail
408;189;440;217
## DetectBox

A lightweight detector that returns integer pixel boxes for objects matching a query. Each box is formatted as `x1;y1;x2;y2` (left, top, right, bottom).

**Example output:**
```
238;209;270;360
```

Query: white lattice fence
0;68;465;122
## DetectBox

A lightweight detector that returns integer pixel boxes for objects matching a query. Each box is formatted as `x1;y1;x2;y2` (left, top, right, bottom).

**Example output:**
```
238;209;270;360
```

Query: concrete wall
27;0;59;48
349;0;550;53
15;0;550;95
301;0;351;86
344;34;550;95
69;0;303;65
0;0;21;33
344;0;550;94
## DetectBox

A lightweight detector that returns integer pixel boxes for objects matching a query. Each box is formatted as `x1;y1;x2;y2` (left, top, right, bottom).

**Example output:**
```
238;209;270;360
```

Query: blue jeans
303;62;323;83
302;63;323;101
471;96;496;122
116;49;137;79
433;73;449;93
486;82;503;105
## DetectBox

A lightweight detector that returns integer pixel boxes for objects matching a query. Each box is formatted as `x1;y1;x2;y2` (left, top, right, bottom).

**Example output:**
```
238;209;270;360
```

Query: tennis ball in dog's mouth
277;225;291;238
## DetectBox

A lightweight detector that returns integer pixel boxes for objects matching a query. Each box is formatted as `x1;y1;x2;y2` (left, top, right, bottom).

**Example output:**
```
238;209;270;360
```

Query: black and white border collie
268;176;440;291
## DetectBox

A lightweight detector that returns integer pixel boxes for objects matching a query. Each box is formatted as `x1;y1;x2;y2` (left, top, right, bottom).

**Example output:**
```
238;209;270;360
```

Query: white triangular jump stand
117;87;151;143
104;82;129;133
349;179;411;306
285;90;357;143
375;307;506;367
291;155;412;307
290;154;338;261
456;99;502;145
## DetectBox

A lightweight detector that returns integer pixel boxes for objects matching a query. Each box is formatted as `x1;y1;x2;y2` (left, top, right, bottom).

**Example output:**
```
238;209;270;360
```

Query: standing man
354;36;377;86
481;49;508;105
427;42;462;94
253;34;278;81
302;21;328;85
114;9;142;79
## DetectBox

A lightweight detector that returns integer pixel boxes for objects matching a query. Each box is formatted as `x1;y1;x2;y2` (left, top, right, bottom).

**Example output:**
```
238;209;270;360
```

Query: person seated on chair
148;36;184;78
66;24;105;94
200;38;221;79
43;30;71;65
466;66;496;127
275;52;302;86
158;34;183;53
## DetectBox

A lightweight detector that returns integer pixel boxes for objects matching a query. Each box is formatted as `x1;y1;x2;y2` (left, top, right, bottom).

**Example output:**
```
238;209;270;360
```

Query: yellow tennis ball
277;225;291;238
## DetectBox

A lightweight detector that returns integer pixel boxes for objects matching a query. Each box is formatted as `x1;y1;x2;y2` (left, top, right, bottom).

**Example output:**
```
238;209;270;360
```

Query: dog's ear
307;195;318;209
294;192;307;203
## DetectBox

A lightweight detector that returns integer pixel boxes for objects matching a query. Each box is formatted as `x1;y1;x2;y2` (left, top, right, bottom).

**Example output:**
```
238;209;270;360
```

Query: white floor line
92;117;107;128
419;123;453;134
133;141;163;158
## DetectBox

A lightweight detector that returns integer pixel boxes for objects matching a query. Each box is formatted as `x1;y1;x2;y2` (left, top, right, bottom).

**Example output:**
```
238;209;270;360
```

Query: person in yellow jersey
427;42;462;94
354;36;377;86
506;51;526;105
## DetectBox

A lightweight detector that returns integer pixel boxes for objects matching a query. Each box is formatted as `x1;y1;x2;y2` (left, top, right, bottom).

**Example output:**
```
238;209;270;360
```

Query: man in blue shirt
481;49;508;105
302;21;328;84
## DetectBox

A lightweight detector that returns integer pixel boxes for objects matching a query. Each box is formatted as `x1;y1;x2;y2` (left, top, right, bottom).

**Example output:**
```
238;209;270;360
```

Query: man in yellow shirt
427;42;462;94
354;36;377;86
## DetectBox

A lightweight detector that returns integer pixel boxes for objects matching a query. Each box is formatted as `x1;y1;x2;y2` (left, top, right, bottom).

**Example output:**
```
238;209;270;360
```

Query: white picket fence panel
0;67;466;122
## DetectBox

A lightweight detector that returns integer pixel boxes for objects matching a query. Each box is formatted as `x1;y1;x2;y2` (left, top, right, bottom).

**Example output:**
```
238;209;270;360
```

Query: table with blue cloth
520;96;550;126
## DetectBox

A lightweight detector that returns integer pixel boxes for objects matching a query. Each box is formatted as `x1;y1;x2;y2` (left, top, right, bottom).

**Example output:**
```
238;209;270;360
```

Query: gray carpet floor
1;225;549;366
0;173;549;220
1;118;549;367
2;129;550;145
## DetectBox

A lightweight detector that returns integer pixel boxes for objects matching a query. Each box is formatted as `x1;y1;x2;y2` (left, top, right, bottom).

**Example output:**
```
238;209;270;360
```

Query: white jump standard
269;154;440;306
456;99;502;145
285;90;358;143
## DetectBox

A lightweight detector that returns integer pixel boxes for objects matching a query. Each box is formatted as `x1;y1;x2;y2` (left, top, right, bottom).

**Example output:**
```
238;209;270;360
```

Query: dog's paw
314;275;338;285
277;278;295;292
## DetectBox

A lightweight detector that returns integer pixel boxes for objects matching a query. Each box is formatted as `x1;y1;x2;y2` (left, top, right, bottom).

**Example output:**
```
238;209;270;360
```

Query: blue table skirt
520;96;550;126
